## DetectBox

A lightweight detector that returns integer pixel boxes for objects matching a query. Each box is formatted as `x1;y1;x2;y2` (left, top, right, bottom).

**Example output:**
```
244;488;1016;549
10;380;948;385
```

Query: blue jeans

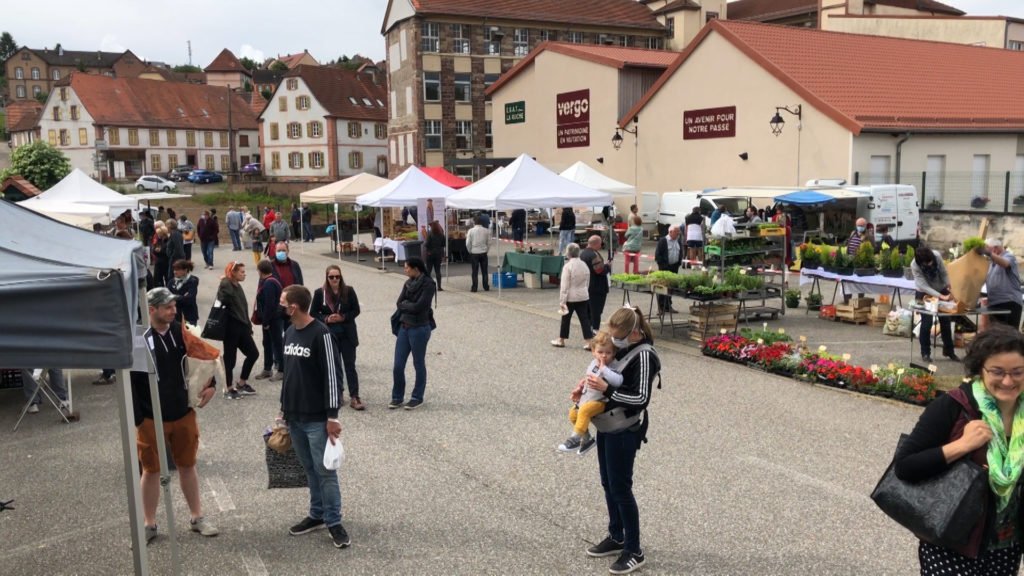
597;427;642;554
391;324;431;403
23;369;67;404
201;241;215;267
229;228;242;250
302;222;314;242
288;420;342;527
558;230;575;257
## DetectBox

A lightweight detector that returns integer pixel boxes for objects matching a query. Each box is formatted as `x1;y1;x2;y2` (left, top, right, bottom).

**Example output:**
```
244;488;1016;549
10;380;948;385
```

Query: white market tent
559;161;635;196
20;169;140;219
299;173;392;261
355;165;456;207
127;191;192;203
447;154;613;210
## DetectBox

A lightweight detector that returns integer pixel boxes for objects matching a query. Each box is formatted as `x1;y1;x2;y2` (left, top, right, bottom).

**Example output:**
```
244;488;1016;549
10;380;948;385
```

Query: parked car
241;162;262;174
135;175;177;192
187;169;224;184
168;165;194;182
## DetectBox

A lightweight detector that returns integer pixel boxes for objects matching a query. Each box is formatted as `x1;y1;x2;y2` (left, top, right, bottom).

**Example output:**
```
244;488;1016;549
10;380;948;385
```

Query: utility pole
187;41;192;67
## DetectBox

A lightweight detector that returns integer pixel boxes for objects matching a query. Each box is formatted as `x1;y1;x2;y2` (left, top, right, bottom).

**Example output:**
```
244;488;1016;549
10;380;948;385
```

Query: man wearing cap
980;238;1023;330
131;287;219;543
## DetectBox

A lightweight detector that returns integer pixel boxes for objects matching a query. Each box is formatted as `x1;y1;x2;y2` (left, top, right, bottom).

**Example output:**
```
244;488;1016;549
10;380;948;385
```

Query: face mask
856;226;865;233
277;304;291;318
275;251;287;262
612;311;640;348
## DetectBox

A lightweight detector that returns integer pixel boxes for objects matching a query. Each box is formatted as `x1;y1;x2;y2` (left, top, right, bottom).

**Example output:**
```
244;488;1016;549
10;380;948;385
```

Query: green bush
853;242;875;269
903;246;916;267
962;237;985;252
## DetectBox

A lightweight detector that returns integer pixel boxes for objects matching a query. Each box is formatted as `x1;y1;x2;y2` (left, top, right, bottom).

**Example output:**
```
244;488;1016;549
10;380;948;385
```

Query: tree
0;32;17;65
269;61;289;72
239;56;258;71
173;64;202;73
332;55;364;71
34;90;49;104
0;141;72;190
260;88;272;101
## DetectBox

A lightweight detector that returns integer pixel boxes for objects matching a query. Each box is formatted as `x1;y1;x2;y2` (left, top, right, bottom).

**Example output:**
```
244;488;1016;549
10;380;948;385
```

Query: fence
852;171;1024;214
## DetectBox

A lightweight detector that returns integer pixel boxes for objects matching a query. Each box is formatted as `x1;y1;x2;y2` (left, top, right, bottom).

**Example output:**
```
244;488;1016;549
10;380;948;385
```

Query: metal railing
852;171;1024;213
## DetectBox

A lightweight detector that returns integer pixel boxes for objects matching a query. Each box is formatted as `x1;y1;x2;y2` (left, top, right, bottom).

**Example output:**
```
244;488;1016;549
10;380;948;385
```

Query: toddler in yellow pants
558;332;622;454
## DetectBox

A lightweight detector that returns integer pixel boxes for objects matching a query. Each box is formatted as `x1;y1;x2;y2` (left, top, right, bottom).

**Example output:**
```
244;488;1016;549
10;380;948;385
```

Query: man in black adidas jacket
276;285;349;549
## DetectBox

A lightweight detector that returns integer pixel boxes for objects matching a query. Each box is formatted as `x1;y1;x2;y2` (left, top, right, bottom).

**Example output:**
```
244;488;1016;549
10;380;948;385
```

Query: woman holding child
576;305;661;575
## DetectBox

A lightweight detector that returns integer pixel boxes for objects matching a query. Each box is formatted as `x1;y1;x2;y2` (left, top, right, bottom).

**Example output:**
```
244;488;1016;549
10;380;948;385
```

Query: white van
848;184;919;243
657;191;750;236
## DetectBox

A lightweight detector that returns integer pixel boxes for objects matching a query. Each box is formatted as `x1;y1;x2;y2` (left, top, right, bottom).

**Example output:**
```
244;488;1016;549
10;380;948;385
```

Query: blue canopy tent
772;190;837;206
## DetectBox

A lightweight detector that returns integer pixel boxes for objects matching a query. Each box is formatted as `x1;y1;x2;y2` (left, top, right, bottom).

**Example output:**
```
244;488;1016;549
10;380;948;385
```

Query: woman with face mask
911;245;959;363
216;261;261;400
574;305;661;574
270;241;304;289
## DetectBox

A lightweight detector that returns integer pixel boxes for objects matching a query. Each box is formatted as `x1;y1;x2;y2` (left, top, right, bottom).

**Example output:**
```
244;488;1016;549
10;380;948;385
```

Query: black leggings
427;255;443;288
224;317;259;386
560;300;594;340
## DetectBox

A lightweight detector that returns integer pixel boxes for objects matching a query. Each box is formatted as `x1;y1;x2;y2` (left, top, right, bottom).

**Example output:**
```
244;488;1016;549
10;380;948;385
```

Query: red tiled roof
405;0;663;31
6;100;44;133
69;73;259;130
486;41;678;96
280;65;387;121
727;0;963;21
277;51;318;69
622;20;1024;133
1;176;43;198
205;49;247;73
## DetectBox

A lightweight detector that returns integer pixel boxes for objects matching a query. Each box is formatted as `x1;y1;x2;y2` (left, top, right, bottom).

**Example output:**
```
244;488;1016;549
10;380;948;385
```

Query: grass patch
192;189;289;207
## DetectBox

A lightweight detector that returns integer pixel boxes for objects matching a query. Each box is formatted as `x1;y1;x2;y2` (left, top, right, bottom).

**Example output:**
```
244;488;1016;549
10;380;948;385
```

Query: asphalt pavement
0;238;930;575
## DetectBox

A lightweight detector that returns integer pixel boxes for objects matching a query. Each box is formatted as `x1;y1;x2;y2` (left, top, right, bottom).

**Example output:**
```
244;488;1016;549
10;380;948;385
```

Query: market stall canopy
18;198;111;226
419;166;471;189
21;168;139;216
300;173;391;204
446;154;613;210
773;190;838;205
708;185;867;203
354;166;456;207
559;161;635;196
127;191;192;203
0;199;146;368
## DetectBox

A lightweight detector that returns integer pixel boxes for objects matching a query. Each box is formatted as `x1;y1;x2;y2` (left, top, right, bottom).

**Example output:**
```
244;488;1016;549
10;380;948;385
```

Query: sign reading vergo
683;106;736;140
556;89;590;148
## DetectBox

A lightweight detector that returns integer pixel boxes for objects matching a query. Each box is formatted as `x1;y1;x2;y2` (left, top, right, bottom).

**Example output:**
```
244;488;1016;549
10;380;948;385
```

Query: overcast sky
3;0;1021;67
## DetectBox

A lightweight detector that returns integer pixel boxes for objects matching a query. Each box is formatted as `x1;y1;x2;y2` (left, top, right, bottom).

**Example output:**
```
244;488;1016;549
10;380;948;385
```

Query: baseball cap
147;287;179;307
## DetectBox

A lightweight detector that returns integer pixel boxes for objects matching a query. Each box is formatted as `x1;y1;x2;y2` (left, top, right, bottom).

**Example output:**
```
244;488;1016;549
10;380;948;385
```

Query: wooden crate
689;303;739;340
871;303;891;317
847;297;875;309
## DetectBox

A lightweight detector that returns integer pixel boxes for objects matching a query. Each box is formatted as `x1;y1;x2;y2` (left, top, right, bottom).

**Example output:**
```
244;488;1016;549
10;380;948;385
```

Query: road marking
242;552;269;576
206;476;235;512
740;455;870;504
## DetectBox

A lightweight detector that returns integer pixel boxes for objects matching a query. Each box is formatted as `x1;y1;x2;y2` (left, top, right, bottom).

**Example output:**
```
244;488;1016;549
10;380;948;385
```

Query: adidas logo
283;343;311;358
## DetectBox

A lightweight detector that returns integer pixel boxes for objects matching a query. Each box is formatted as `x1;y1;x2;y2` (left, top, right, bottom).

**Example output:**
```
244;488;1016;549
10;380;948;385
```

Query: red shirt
263;210;276;230
273;260;296;288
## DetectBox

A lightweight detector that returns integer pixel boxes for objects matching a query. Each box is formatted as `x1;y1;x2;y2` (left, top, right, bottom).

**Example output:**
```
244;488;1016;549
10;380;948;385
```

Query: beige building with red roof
490;19;1024;211
268;50;320;70
21;74;259;180
381;0;686;180
259;65;388;181
487;41;677;173
205;49;253;91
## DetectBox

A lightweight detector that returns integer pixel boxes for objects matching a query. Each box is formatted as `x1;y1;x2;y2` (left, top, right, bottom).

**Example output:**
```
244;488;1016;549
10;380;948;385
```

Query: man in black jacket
654;225;684;314
131;288;218;543
277;285;349;549
580;235;610;332
254;260;285;382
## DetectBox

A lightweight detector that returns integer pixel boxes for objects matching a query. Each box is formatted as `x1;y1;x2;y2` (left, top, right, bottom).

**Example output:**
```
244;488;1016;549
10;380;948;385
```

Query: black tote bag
871;434;988;550
201;300;227;341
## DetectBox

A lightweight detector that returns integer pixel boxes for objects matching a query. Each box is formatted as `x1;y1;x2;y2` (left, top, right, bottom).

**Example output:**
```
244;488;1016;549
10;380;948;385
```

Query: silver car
135;175;177;192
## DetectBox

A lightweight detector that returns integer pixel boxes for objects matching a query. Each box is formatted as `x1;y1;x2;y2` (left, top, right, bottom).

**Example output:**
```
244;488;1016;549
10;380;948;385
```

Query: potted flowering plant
902;245;916;281
805;292;823;310
853;242;876;276
748;342;795;372
701;334;752;361
970;196;990;209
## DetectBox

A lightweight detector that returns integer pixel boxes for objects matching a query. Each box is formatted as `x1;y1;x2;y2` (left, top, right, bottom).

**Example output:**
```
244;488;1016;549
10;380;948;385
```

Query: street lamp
611;116;639;205
769;104;801;136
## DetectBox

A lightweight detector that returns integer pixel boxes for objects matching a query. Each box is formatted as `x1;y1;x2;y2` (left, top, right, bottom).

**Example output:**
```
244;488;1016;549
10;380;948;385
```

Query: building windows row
421;120;492;151
420;22;653;55
423;72;472;103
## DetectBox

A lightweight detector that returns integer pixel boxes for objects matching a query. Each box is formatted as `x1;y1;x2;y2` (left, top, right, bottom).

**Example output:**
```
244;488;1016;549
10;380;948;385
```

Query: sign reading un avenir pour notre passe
683;106;736;140
505;101;525;124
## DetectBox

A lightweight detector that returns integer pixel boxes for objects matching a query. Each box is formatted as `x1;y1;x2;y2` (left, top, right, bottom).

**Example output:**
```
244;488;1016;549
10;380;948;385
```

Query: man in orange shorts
131;287;219;543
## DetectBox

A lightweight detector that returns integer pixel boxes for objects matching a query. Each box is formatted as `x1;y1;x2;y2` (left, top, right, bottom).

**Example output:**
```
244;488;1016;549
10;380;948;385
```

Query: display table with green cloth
501;252;563;288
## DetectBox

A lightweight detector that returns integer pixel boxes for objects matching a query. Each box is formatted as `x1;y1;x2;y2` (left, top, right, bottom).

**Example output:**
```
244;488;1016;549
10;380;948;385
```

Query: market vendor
845;217;874;256
911;246;958;363
980;238;1023;330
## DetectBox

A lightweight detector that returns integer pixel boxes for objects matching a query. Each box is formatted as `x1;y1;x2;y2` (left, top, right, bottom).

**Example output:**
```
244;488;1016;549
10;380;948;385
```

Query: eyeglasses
983;367;1024;380
327;275;341;280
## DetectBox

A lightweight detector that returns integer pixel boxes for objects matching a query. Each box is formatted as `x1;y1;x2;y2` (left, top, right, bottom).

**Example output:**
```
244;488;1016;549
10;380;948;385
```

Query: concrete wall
825;16;1009;47
921;211;1024;254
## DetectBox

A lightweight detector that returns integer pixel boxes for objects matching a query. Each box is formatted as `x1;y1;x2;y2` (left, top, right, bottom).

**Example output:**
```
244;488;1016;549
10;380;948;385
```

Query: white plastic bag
710;214;736;237
323;438;345;470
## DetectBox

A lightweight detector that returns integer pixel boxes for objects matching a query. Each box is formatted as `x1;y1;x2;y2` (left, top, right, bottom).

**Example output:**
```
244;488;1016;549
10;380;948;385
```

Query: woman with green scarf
895;325;1024;574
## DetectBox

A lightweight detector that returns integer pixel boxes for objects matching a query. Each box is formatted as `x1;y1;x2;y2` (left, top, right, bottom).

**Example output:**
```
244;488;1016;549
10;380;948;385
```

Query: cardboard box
871;303;892;317
523;273;543;289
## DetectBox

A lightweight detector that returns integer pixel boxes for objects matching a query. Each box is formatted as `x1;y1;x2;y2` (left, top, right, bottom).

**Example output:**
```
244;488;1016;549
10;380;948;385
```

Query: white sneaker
27;404;39;414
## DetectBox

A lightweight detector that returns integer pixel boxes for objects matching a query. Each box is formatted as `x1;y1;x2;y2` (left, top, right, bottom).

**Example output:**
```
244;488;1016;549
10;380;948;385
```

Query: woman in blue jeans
577;305;661;575
390;257;435;411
